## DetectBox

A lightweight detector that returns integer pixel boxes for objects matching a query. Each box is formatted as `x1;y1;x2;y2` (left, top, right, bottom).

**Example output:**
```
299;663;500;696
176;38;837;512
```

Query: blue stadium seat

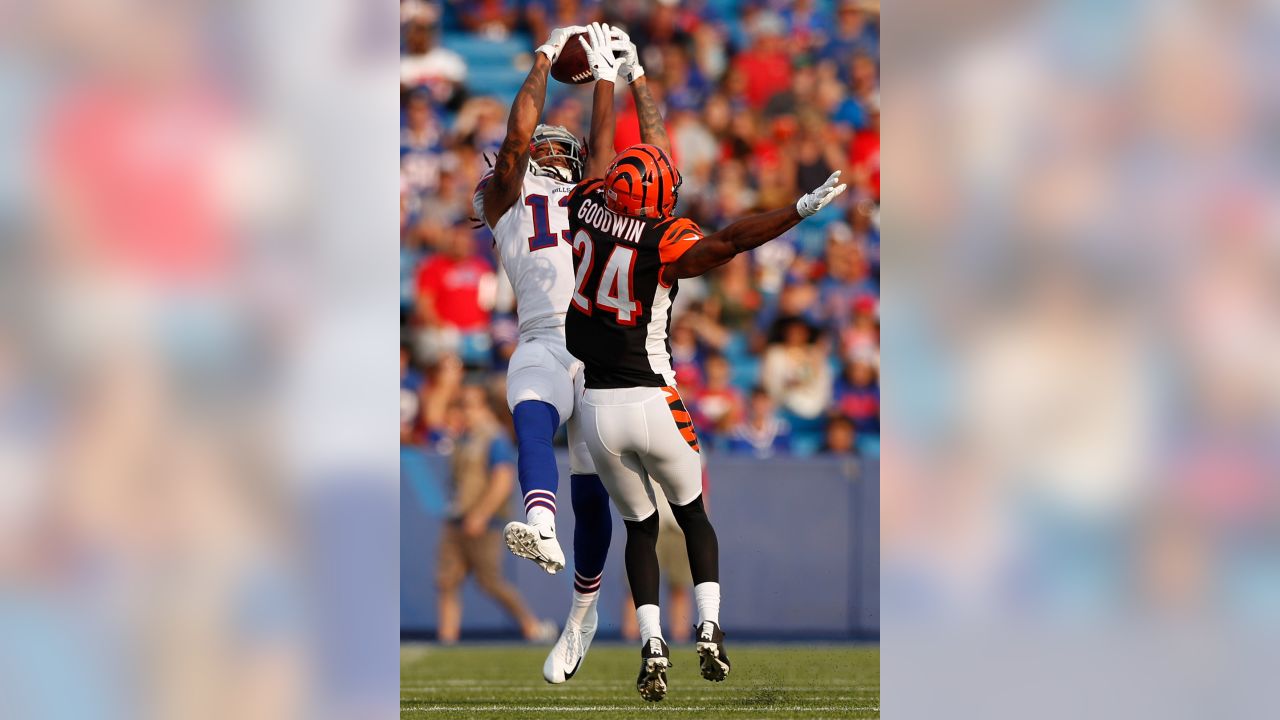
702;0;735;20
857;433;880;458
790;432;824;457
782;410;827;457
443;34;533;101
731;356;760;389
723;333;750;361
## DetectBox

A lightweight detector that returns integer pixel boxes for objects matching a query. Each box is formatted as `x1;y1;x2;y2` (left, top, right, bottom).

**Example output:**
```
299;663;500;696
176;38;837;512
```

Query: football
550;32;593;85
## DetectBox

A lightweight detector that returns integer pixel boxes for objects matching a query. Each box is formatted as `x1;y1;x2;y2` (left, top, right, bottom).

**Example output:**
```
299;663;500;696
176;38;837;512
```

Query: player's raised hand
536;25;588;62
608;27;644;83
578;22;622;84
796;171;848;218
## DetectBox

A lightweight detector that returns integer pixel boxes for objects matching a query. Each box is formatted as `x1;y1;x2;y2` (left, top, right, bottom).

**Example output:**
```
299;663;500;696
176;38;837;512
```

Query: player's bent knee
622;509;655;532
623;511;660;542
668;493;709;527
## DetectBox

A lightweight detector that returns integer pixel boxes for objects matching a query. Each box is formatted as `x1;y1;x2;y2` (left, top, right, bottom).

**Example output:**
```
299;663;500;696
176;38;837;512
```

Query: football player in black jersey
564;31;848;700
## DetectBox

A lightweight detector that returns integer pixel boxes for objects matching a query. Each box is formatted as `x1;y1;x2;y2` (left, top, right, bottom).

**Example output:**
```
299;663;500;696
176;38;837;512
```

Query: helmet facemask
529;124;584;183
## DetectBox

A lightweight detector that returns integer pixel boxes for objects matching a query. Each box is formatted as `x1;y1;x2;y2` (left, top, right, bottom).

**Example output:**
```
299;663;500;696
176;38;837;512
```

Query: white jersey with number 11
473;168;576;337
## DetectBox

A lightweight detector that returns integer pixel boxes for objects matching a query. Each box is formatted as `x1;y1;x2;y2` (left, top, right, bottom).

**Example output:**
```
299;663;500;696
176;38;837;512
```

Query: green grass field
402;642;879;719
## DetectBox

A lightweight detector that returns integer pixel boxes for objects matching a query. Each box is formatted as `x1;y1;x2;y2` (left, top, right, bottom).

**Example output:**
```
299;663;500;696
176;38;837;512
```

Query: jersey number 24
571;230;640;325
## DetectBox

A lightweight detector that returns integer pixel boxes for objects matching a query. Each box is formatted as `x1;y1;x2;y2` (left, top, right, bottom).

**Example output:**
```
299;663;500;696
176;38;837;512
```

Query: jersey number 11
525;194;571;252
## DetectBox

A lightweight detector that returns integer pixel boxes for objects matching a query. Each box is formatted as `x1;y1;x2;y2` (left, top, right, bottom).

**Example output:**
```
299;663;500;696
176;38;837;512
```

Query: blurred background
5;0;1276;714
884;0;1280;718
0;0;400;718
399;0;881;641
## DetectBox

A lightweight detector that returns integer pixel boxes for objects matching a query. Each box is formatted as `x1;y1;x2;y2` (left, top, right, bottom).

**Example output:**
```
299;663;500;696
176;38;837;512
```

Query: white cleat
543;604;598;683
503;521;566;574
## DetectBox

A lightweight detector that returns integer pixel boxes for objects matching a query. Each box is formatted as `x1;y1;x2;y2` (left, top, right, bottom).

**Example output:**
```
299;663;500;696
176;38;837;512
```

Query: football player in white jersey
471;23;627;684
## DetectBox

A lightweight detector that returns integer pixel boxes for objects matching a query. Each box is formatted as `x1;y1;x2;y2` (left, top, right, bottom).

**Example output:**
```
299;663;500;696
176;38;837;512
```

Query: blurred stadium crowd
401;0;880;457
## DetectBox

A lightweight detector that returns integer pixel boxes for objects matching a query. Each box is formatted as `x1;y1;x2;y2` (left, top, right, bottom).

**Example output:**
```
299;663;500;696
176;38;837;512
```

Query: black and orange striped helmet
603;144;682;218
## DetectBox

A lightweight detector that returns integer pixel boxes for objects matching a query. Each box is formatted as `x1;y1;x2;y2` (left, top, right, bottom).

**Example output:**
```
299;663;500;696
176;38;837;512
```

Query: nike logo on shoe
648;638;663;655
538;527;555;540
563;656;583;680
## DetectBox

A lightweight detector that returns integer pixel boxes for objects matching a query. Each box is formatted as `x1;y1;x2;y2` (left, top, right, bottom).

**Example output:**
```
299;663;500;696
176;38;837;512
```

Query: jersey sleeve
657;217;705;264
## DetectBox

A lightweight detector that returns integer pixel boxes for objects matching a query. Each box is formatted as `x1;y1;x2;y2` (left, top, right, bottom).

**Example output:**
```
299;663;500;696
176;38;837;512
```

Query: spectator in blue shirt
727;387;793;458
820;0;879;85
436;384;554;644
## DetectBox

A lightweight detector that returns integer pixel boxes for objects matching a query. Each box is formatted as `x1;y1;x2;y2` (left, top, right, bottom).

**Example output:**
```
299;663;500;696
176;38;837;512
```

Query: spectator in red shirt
414;224;496;366
841;295;880;365
42;82;234;283
613;89;677;165
849;99;880;200
833;358;879;437
731;12;793;110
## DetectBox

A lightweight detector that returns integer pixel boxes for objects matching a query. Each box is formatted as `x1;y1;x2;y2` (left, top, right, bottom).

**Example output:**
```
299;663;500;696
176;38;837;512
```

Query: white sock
526;505;555;529
566;589;597;627
636;604;663;641
694;582;720;627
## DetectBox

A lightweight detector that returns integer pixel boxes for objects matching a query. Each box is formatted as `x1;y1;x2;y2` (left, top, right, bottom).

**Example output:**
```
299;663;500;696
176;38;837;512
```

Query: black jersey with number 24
564;178;703;389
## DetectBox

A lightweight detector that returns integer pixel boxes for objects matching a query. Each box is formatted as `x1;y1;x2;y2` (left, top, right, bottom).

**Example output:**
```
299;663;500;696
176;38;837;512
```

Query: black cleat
635;636;671;702
695;621;730;682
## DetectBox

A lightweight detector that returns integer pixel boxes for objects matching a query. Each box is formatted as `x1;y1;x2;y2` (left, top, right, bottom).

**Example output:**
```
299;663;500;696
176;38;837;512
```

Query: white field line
399;681;880;691
401;680;879;688
399;702;880;707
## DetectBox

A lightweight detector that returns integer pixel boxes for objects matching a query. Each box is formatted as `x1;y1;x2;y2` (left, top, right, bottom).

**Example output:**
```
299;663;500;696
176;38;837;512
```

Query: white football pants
578;386;703;522
505;331;595;475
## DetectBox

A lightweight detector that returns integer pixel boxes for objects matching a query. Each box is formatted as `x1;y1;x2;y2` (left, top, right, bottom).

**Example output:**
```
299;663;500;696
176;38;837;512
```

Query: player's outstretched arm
482;26;583;227
629;77;671;155
579;23;620;178
609;30;671;155
663;171;848;282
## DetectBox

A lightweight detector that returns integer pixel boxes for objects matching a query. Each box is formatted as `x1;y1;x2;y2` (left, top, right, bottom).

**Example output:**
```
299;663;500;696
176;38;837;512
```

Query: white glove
796;171;848;218
578;22;623;84
608;27;644;83
536;25;588;62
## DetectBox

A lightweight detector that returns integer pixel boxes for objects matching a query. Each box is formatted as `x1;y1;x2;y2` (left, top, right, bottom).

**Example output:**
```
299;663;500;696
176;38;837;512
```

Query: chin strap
531;159;575;183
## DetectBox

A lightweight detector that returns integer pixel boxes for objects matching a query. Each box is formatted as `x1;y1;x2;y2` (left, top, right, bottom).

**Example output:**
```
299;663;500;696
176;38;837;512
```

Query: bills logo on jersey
576;197;645;245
